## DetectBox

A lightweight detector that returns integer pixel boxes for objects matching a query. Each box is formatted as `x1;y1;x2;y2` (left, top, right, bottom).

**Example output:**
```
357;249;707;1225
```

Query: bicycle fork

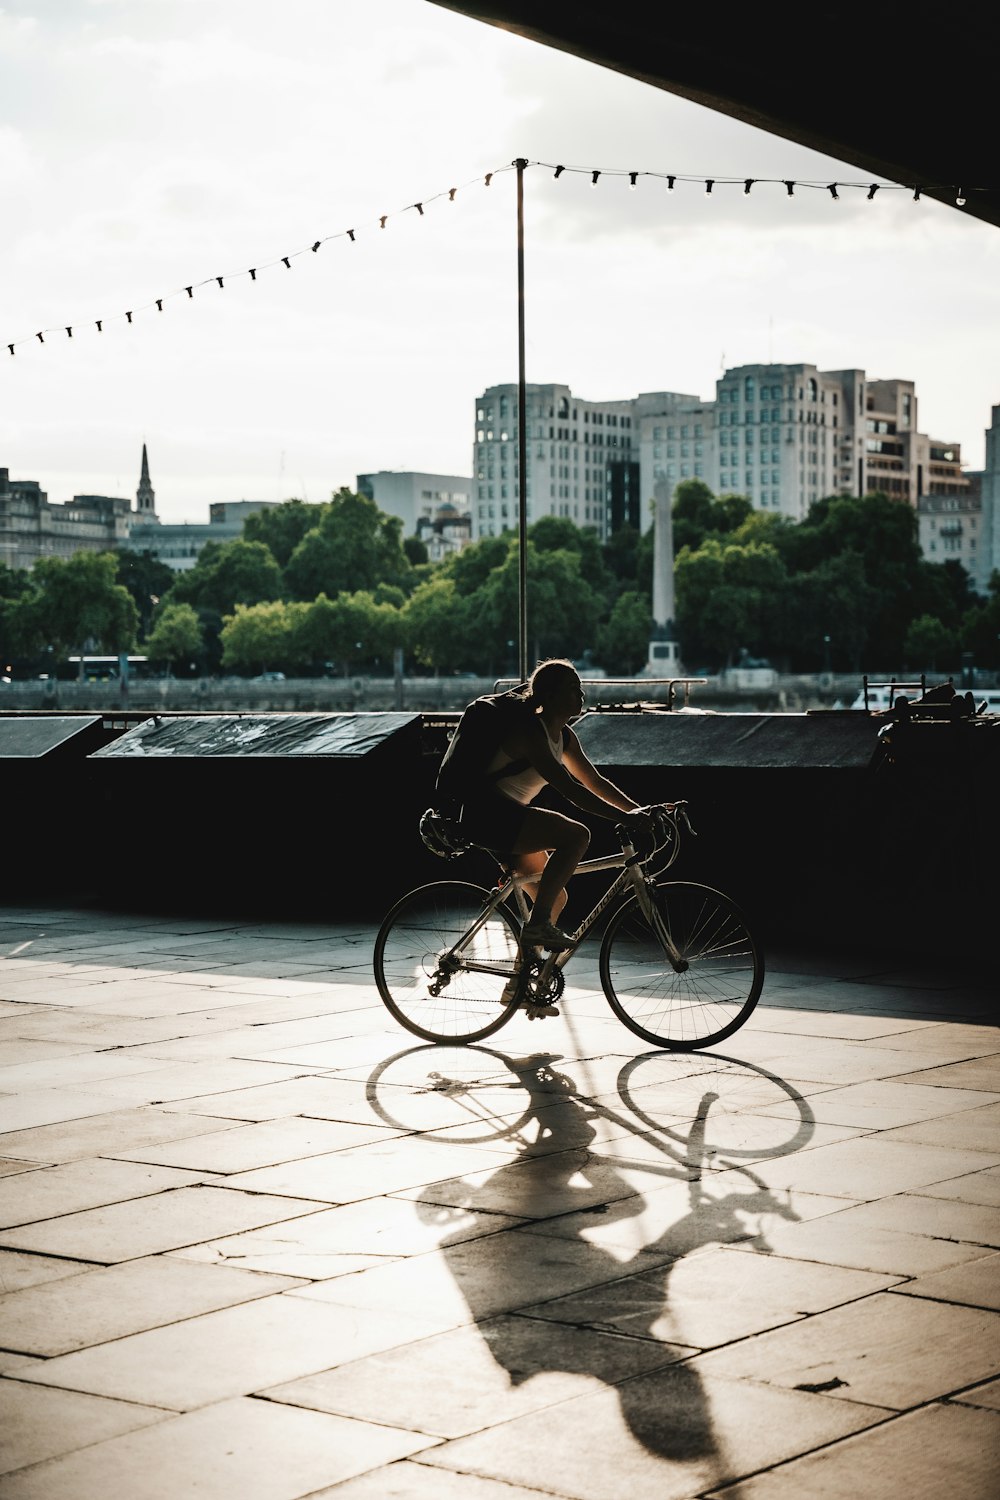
631;862;689;974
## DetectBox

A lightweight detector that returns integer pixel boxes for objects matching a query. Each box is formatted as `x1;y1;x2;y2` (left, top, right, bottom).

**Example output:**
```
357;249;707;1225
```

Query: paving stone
226;1135;512;1204
57;1057;314;1106
753;1078;997;1131
0;1090;123;1135
0;1252;303;1354
873;1099;1000;1152
420;1365;891;1500
892;1251;1000;1311
172;1195;525;1276
814;1191;1000;1248
309;1462;544;1499
0;1107;240;1164
263;1313;682;1437
157;1073;394;1124
17;1290;444;1409
0;1049;194;1093
691;1292;1000;1408
704;1400;1000;1499
523;1246;899;1349
954;1375;1000;1411
0;1378;166;1476
717;1208;995;1278
0;1248;92;1293
107;1114;397;1172
749;1135;1000;1199
900;1057;1000;1092
290;1227;672;1335
919;1164;1000;1206
0;1158;207;1228
0;1395;435;1499
0;1184;321;1262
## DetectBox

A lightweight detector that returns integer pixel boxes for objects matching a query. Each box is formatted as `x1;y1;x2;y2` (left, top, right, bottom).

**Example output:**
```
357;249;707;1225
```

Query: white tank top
487;720;563;806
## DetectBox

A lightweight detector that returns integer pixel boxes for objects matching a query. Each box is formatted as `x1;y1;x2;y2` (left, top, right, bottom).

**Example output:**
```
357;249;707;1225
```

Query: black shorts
460;791;531;862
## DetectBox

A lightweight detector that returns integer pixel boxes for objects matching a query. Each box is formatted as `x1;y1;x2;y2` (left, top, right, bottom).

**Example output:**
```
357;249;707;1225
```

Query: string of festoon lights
5;157;990;357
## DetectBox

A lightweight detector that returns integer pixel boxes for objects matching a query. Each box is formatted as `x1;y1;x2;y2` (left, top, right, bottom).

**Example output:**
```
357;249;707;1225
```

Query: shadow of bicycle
365;1044;815;1465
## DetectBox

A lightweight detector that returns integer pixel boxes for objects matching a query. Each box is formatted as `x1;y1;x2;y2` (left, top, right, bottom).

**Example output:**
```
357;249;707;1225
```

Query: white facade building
356;471;471;538
471;384;637;542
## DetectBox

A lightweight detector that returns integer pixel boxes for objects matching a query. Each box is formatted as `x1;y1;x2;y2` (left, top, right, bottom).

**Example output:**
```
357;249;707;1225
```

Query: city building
471;383;637;542
129;499;282;572
356;471;471;538
476;369;980;560
0;470;134;569
0;448;284;573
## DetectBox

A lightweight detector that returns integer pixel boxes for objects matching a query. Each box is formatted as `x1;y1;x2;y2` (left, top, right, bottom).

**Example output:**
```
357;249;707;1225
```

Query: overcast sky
2;0;997;523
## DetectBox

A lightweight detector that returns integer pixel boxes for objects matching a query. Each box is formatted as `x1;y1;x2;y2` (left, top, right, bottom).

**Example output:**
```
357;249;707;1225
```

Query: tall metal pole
515;158;528;683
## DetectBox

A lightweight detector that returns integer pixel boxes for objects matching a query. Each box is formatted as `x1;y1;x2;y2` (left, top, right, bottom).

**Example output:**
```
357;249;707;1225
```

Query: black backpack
434;683;534;815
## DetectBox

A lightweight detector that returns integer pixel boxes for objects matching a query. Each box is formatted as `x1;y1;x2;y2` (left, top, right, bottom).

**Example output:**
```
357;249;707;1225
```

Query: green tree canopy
243;499;323;569
594;590;651;675
165;538;283;615
5;552;138;671
284;488;413;602
291;590;404;673
904;614;958;673
144;602;204;675
220;600;309;674
115;550;176;638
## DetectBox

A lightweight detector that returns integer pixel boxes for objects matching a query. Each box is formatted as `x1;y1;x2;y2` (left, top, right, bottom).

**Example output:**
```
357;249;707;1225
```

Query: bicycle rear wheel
599;882;763;1050
373;880;522;1043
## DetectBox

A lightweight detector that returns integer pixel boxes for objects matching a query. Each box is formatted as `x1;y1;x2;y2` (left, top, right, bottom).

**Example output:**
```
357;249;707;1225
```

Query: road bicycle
373;802;764;1049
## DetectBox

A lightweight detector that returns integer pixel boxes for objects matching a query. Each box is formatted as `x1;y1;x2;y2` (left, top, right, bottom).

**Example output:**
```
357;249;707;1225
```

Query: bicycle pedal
524;1002;560;1020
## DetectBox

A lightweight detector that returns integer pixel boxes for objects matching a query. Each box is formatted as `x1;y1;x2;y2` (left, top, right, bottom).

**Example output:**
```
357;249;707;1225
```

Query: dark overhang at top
430;2;1000;232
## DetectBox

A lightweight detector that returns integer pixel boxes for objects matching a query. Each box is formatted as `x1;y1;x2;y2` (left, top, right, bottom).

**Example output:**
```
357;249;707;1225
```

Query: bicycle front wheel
599;882;763;1050
374;881;522;1043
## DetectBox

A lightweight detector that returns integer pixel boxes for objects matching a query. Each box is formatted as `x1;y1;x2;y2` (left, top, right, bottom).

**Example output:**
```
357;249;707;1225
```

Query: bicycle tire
373;880;522;1043
599;882;764;1050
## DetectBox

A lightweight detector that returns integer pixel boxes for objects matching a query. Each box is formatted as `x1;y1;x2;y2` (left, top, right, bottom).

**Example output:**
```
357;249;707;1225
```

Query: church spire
136;442;156;518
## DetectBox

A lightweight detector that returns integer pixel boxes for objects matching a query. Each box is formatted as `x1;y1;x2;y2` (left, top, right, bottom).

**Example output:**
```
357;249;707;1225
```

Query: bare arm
562;728;640;814
507;720;638;821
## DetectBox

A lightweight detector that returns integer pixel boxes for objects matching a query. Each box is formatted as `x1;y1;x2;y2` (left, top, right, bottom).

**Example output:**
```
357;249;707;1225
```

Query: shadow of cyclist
409;1047;804;1466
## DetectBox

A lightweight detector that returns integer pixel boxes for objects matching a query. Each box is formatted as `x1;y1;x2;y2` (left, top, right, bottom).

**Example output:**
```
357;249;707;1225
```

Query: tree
243;499;324;569
144;603;204;676
220;600;308;674
529;515;612;596
6;552;138;673
476;541;602;665
675;538;788;668
904;615;958;673
594;590;651;674
284;488;413;601
959;575;1000;670
403;575;479;673
671;479;717;553
289;590;403;674
115;550;176;639
165;538;283;615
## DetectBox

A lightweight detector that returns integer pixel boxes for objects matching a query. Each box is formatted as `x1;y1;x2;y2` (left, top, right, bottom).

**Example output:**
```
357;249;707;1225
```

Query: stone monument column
646;478;683;676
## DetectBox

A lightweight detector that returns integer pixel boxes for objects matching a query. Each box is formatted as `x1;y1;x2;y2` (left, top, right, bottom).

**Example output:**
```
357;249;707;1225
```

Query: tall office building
471;384;637;542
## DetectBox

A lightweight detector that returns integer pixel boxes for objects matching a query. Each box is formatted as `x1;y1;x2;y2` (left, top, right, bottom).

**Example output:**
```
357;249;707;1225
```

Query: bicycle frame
435;826;685;999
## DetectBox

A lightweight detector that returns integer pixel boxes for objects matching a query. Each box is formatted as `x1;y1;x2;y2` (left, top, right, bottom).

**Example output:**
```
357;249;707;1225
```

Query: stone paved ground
0;903;997;1499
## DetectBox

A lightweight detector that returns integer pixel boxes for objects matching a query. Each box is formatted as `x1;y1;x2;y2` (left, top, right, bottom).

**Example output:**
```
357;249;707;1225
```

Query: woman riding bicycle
460;658;654;951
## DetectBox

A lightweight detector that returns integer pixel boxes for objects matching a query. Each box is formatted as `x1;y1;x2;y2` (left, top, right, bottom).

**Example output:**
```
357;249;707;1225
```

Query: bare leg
509;808;590;928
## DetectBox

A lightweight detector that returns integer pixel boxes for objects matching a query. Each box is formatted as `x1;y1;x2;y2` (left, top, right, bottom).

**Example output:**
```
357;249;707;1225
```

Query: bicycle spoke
374;881;522;1043
600;883;763;1050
